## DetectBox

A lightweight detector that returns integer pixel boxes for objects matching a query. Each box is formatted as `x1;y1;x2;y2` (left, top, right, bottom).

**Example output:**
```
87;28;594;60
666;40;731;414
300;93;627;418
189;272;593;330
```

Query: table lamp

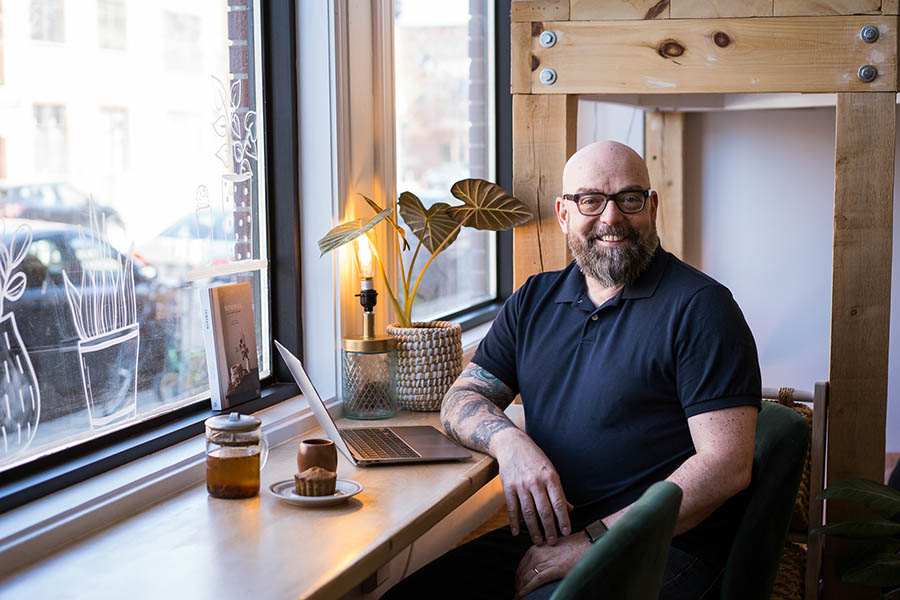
341;236;398;419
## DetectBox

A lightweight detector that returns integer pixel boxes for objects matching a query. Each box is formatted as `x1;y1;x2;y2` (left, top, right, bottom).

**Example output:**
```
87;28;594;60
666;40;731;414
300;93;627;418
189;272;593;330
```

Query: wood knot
658;39;685;59
713;31;731;48
531;55;540;71
531;22;543;36
850;308;859;316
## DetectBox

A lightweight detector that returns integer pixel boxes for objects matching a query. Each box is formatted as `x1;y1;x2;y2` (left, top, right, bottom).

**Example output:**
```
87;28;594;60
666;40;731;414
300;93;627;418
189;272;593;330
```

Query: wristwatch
583;518;608;544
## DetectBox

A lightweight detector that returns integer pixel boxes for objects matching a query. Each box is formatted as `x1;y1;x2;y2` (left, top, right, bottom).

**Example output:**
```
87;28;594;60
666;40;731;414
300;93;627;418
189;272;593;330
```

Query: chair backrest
550;481;683;600
720;401;810;599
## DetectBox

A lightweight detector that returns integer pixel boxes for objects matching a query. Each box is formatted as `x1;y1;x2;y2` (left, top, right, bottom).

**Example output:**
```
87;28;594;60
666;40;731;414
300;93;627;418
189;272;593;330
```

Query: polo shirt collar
554;244;669;304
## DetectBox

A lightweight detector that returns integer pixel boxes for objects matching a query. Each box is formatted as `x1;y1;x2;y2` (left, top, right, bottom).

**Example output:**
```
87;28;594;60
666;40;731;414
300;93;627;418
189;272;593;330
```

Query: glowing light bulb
356;236;373;279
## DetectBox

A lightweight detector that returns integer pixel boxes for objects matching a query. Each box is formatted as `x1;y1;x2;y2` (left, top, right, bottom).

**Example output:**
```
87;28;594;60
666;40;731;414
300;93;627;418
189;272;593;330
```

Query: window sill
0;324;492;580
0;392;332;579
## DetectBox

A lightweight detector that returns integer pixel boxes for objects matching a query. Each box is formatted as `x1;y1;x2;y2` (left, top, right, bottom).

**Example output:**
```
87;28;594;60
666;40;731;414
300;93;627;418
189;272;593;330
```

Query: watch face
586;519;608;542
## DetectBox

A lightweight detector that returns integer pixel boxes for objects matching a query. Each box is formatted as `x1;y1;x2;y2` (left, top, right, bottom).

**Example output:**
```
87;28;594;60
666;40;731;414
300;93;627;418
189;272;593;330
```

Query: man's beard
567;222;657;287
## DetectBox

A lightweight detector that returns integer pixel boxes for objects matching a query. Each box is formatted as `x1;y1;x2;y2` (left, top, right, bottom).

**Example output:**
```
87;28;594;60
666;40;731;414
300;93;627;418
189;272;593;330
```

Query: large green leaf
812;520;900;539
447;178;533;231
839;551;900;587
398;191;461;255
818;478;900;517
317;204;392;257
361;194;409;251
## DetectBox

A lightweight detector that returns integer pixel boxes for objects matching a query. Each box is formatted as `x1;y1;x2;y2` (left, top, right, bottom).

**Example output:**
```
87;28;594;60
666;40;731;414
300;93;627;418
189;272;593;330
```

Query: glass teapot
204;412;269;499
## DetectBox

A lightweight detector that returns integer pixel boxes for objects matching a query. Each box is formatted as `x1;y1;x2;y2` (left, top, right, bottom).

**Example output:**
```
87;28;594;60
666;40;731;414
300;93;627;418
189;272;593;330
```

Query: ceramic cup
297;438;338;473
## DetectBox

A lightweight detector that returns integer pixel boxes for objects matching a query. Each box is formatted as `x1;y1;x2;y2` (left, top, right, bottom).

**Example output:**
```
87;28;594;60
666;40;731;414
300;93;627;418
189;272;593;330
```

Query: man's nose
598;199;625;224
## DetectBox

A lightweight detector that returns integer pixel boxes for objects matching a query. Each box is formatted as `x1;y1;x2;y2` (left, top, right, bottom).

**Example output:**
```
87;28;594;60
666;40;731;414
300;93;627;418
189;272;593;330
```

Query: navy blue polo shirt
473;246;761;563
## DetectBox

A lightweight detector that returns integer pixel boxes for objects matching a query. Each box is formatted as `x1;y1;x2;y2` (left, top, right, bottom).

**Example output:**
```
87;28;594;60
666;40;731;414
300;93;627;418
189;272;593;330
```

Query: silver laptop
275;340;471;465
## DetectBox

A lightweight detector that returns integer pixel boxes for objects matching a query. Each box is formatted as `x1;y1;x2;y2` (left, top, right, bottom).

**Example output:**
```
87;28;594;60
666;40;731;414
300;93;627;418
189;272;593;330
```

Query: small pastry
294;466;337;496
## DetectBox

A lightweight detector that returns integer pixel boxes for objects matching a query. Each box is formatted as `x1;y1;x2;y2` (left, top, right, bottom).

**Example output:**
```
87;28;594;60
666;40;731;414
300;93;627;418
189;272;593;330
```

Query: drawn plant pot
78;323;140;429
0;312;41;460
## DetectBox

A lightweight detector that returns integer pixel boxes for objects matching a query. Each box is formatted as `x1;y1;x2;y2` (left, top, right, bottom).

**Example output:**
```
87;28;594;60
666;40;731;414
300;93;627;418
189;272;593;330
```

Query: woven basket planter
386;321;463;411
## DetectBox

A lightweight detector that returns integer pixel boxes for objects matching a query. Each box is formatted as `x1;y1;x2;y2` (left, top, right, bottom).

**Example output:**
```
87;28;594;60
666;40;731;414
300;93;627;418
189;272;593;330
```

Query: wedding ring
532;567;541;575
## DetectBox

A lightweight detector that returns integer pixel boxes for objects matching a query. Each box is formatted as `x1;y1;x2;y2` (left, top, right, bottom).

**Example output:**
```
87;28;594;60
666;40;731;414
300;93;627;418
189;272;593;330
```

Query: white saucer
269;478;363;507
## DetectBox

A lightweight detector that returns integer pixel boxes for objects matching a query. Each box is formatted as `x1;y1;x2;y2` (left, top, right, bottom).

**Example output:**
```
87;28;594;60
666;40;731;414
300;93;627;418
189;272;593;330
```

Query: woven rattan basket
386;321;463;411
770;542;806;600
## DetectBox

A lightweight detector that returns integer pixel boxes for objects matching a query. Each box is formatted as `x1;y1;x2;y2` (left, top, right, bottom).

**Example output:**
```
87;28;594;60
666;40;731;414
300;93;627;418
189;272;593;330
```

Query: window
97;0;127;51
0;0;275;480
33;104;67;177
30;0;63;43
394;1;497;321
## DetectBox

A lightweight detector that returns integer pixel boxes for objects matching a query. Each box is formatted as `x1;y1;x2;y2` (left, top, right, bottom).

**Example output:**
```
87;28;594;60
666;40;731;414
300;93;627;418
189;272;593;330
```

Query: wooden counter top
1;410;500;600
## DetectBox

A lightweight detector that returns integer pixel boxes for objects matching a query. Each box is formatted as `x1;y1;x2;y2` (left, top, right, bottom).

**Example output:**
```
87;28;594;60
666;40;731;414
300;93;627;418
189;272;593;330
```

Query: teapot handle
259;431;269;470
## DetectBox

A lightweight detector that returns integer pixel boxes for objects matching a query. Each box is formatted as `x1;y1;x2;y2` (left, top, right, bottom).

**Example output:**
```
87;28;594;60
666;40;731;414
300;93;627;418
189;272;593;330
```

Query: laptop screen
273;340;357;463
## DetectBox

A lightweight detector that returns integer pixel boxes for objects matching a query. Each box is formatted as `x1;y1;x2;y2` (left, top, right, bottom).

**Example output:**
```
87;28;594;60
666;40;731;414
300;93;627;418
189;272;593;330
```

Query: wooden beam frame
510;4;897;599
644;111;685;258
517;17;898;95
512;94;578;287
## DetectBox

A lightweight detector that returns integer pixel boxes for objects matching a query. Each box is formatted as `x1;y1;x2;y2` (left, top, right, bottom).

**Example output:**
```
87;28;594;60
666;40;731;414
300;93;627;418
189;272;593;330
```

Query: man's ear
649;190;659;223
556;196;569;234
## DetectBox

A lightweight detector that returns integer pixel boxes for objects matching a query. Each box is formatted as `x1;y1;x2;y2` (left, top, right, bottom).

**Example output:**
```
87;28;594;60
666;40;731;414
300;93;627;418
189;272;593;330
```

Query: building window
1;1;269;476
33;104;67;177
99;107;129;172
164;11;202;71
30;0;63;43
98;0;127;50
394;1;496;321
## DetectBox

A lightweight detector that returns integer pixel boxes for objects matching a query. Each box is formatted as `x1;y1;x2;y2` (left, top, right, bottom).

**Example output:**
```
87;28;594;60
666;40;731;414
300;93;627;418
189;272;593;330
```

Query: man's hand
514;532;591;598
494;429;572;546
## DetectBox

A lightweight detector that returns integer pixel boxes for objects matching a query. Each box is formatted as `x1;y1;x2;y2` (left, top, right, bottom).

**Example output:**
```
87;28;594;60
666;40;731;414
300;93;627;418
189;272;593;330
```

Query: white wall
682;106;900;452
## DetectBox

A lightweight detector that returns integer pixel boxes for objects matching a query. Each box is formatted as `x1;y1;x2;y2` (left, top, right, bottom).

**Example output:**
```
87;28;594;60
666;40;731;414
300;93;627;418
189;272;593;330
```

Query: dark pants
383;525;722;600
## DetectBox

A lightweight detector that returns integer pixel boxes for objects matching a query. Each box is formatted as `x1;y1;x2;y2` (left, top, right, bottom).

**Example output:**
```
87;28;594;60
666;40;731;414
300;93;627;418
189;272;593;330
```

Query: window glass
98;0;127;51
0;0;269;472
394;0;496;321
30;0;63;43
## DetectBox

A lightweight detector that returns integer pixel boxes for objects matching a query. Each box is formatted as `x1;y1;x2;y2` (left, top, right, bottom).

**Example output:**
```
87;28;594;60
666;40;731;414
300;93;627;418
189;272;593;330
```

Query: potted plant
0;219;41;461
318;179;532;411
812;477;900;597
62;208;141;429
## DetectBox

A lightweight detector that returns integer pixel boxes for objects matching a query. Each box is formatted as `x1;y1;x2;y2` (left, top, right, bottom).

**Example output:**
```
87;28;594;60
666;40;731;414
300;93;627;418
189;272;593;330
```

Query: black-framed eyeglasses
562;189;651;216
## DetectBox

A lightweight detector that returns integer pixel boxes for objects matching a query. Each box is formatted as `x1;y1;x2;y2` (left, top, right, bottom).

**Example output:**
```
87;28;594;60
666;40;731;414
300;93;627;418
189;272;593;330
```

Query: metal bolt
858;64;878;83
860;25;879;43
539;68;557;85
539;30;557;48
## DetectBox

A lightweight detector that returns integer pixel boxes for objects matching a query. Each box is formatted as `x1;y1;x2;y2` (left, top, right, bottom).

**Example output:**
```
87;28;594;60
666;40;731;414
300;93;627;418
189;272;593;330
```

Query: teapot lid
205;412;261;432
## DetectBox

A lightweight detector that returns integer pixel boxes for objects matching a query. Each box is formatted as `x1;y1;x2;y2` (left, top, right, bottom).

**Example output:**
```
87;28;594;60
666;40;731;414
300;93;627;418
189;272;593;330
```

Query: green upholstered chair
549;481;683;600
720;401;810;599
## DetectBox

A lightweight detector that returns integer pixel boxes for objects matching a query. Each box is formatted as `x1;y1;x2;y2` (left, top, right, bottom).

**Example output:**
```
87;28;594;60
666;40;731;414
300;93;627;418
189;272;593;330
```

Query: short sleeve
675;285;762;417
472;289;521;396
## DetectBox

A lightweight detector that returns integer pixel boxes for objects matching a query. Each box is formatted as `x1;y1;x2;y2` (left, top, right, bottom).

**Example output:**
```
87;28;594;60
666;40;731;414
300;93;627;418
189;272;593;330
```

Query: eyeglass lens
577;191;646;215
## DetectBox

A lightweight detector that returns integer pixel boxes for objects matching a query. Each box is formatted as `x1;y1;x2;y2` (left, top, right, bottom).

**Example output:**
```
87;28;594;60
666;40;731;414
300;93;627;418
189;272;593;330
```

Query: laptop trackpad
393;426;472;460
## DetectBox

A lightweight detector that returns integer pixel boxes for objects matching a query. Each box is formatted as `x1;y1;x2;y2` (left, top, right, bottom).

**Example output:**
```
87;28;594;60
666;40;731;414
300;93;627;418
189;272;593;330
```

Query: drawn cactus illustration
62;207;140;429
0;219;41;461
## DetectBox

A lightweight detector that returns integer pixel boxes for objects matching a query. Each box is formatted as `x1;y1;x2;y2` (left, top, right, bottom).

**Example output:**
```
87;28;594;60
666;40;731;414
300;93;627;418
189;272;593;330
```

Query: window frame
389;0;514;332
0;0;302;515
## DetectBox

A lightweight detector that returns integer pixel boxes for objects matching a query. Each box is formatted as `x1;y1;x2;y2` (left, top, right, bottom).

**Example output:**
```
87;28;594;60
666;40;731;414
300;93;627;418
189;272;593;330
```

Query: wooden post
824;92;895;600
644;111;685;258
512;94;578;288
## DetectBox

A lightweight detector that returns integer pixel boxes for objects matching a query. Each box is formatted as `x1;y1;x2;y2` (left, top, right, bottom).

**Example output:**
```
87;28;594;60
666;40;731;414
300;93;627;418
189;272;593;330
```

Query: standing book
201;282;261;410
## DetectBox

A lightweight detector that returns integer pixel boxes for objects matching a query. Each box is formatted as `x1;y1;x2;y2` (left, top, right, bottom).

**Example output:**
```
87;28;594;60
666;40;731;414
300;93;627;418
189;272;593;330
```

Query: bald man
385;142;760;600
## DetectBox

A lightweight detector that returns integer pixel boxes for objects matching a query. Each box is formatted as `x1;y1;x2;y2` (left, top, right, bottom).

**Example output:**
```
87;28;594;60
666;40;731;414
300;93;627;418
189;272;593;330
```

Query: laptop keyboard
340;428;421;460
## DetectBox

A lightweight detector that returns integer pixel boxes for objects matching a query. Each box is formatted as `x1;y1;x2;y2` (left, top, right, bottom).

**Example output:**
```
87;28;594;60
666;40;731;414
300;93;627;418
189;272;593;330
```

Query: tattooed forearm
471;419;513;450
454;364;514;408
439;362;518;452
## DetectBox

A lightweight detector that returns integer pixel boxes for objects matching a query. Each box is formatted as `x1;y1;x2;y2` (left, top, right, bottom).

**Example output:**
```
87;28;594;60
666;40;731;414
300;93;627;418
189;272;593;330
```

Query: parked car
0;182;126;248
0;219;177;421
137;211;237;285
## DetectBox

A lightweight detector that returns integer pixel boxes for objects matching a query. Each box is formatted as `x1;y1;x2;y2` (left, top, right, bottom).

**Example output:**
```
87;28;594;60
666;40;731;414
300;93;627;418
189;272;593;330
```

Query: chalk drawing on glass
0;219;41;461
212;76;256;262
62;205;140;429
